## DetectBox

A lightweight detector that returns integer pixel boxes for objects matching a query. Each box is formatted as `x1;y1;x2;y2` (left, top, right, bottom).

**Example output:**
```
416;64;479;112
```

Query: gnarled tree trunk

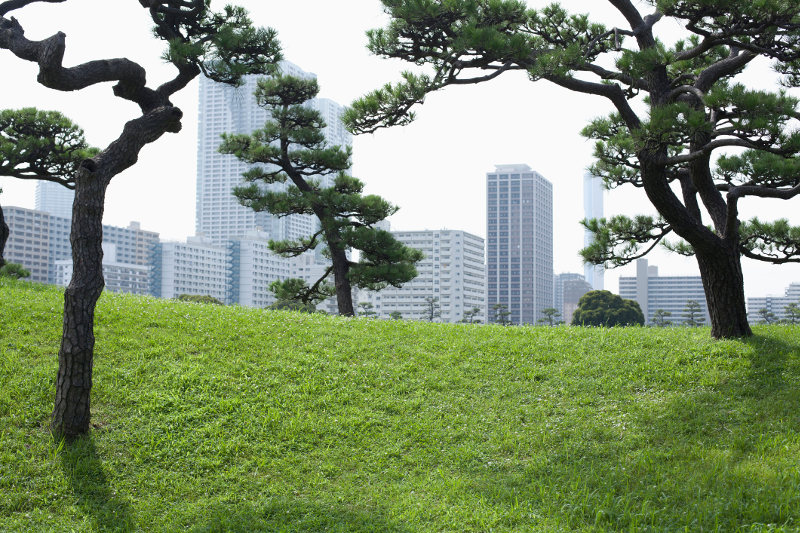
48;108;182;438
51;167;108;438
695;243;752;339
0;203;8;268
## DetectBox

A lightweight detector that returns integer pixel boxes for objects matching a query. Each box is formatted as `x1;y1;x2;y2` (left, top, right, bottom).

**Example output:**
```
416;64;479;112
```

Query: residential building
152;237;231;303
486;164;553;324
358;230;485;322
747;282;800;322
3;206;158;287
583;172;605;290
35;181;74;220
619;258;710;325
3;206;56;283
195;61;352;246
229;234;301;308
153;231;334;309
56;243;150;295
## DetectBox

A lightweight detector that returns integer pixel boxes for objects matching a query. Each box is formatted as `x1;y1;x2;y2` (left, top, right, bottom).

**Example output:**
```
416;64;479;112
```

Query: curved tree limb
695;49;756;92
547;74;641;129
665;138;773;165
0;19;161;112
0;0;64;17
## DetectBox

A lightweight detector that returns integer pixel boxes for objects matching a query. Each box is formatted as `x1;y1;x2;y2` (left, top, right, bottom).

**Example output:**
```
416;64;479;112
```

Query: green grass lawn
1;278;799;532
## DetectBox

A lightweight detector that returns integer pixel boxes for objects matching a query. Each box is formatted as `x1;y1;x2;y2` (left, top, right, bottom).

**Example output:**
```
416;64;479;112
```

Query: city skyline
1;0;798;300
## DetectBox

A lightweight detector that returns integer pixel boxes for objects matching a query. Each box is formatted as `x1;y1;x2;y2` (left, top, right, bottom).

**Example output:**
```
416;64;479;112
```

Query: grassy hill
1;278;799;532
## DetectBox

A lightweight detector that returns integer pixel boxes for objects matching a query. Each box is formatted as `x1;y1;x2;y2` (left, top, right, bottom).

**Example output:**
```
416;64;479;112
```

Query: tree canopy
0;108;96;266
344;0;800;338
537;307;562;326
0;108;96;188
571;290;645;327
219;74;422;316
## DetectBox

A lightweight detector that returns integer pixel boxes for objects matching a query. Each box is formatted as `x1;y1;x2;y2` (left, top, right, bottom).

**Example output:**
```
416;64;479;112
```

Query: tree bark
0;203;8;268
638;155;754;339
51;170;107;438
695;243;753;339
330;245;354;316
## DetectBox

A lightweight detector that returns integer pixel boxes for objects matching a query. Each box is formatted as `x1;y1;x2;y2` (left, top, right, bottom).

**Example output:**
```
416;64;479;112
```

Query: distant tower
583;172;605;290
35;181;74;220
486;164;553;324
195;61;352;245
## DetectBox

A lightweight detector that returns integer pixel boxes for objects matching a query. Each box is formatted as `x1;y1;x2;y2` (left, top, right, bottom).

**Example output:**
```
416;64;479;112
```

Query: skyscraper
554;272;591;323
35;181;74;220
195;62;352;245
486;164;553;324
583;172;605;290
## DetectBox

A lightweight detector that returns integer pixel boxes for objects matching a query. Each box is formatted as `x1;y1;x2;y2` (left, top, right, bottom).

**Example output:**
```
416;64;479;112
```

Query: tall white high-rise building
583;172;605;290
486;164;553;324
35;181;74;220
152;237;231;303
196;62;352;245
229;234;305;308
358;230;485;322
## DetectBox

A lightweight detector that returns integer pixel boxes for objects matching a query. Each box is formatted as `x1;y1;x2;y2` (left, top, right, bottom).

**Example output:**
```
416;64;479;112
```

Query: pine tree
358;302;379;318
757;308;778;325
653;309;673;327
0;108;94;267
268;278;326;313
683;300;707;327
344;0;800;339
459;306;482;324
423;296;441;322
0;0;281;438
492;303;512;326
784;302;800;325
219;75;422;316
537;307;562;326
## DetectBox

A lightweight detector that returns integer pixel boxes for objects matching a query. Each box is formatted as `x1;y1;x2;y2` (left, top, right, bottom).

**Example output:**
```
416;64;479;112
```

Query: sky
1;0;798;299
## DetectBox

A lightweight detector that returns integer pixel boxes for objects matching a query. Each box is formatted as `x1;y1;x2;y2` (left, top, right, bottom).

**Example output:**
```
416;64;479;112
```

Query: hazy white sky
1;0;798;299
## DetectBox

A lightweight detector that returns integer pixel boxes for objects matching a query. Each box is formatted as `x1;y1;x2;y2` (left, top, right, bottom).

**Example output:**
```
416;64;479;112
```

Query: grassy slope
1;278;799;533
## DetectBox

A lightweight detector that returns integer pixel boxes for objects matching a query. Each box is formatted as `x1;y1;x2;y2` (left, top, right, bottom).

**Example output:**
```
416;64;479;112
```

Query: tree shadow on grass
738;333;795;398
182;497;411;533
457;333;800;531
59;434;134;532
